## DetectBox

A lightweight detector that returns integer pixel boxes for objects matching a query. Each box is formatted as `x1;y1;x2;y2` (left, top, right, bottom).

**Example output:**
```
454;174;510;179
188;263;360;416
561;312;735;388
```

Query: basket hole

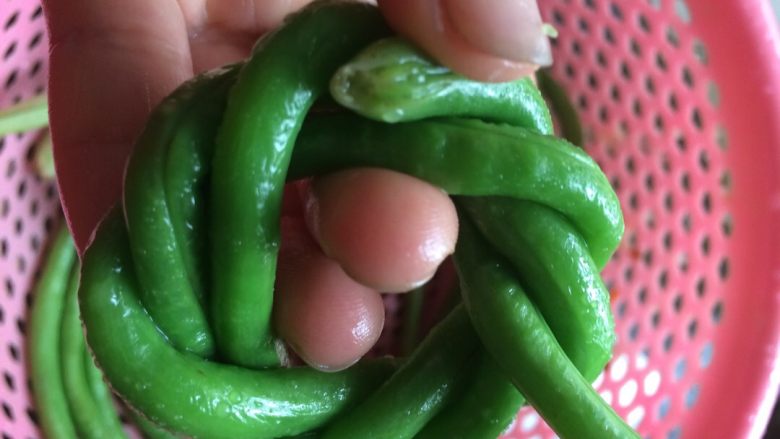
691;107;703;129
637;14;651;33
584;0;596;9
31;5;44;20
642;249;654;266
4;69;18;90
2;371;13;392
16;317;24;335
663;334;675;352
700;235;711;256
663;193;674;211
0;239;6;258
653;114;665;132
644;76;656;95
7;343;19;362
632;98;643;116
662;231;673;250
577;17;590;33
721;213;733;236
650;310;661;328
571;40;582;56
616;300;627;318
28;31;44;50
596;50;608;67
628;192;638;210
699;342;714;368
655;52;668;71
625;156;636;174
29;59;43;78
564;62;576;78
637;287;647;304
657;397;671;420
623;266;634;282
668;93;679;111
1;402;12;421
706;82;721;107
620;61;632;80
687;319;698;338
578;94;588;110
628;322;640;341
16;179;26;198
701;191;712;213
685;384;700;409
660;153;672;173
3;41;17;60
675;0;692;23
718;257;730;280
658;270;669;289
609;2;624;21
672;293;683;312
666;27;680;47
679;173;691;194
603;26;616;45
644;174;655;192
629;38;642;57
609;85;621;102
698;150;710;171
693;39;709;65
4;11;19;30
587;73;598;90
711;301;724;323
552;9;565;25
682;66;695;88
677;252;688;273
598;106;609;122
695;277;707;298
715;125;729;150
4;278;13;297
681;213;691;232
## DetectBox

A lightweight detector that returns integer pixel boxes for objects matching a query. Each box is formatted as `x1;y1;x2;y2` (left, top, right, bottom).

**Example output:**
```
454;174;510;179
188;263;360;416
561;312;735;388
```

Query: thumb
377;0;552;82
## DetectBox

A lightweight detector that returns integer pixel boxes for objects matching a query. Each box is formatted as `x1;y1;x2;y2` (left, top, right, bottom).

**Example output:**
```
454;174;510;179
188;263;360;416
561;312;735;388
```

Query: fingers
205;0;313;34
43;0;193;253
377;0;551;82
303;168;458;293
275;217;385;372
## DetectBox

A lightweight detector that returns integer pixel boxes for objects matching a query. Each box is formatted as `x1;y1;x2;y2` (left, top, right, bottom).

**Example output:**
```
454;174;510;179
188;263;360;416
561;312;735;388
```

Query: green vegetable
29;227;78;439
76;1;632;438
0;93;48;136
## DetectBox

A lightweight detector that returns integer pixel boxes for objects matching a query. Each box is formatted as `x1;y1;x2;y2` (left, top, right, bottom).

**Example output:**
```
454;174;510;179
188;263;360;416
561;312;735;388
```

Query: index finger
43;0;193;254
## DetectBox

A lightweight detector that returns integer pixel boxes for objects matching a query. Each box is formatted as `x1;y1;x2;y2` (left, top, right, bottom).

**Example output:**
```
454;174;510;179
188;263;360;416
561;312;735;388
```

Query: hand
44;0;550;370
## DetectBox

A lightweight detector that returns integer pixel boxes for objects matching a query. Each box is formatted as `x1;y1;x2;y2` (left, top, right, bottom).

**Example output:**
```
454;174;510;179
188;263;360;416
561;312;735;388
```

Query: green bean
29;226;78;439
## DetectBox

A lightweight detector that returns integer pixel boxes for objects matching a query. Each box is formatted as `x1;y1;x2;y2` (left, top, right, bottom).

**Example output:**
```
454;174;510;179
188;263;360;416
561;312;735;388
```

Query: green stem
0;94;48;136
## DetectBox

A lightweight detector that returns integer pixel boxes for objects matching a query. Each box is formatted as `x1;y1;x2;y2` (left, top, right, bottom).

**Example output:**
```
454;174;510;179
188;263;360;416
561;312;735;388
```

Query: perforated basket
2;1;780;438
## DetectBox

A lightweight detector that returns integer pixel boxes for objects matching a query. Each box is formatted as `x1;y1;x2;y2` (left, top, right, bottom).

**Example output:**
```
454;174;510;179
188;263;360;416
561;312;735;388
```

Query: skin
43;0;549;370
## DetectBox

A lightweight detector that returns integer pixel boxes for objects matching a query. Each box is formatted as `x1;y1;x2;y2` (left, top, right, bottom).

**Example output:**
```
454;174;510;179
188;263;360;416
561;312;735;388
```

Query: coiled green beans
78;1;634;438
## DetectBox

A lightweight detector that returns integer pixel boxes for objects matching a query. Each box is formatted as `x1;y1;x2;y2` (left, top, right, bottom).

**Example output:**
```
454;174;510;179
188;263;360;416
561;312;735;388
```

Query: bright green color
208;1;391;368
77;1;630;438
537;69;584;146
456;218;637;438
81;209;396;439
60;267;126;439
0;93;48;136
28;226;79;439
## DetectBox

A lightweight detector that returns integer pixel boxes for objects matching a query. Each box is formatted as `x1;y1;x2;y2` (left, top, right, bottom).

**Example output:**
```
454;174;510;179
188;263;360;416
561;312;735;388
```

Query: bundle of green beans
21;1;633;438
28;226;175;439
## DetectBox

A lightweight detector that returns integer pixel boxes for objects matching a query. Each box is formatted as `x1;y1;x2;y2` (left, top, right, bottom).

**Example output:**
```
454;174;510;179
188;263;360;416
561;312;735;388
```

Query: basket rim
687;0;780;438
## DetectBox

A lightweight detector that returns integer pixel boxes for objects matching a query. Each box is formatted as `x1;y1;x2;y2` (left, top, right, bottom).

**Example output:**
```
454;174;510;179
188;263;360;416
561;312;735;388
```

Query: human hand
44;0;551;370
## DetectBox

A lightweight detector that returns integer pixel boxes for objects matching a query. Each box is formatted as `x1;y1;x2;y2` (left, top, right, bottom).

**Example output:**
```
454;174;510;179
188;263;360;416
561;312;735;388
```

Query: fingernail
445;0;553;66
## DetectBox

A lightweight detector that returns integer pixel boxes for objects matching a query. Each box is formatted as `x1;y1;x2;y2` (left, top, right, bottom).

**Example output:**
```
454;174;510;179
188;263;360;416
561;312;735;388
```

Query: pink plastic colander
2;1;780;438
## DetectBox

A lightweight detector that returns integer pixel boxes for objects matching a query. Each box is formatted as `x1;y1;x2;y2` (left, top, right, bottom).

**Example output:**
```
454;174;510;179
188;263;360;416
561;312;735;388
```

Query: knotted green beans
79;1;634;438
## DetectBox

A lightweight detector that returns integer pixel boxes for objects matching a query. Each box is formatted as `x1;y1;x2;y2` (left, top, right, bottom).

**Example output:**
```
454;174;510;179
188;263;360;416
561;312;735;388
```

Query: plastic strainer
2;0;780;438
